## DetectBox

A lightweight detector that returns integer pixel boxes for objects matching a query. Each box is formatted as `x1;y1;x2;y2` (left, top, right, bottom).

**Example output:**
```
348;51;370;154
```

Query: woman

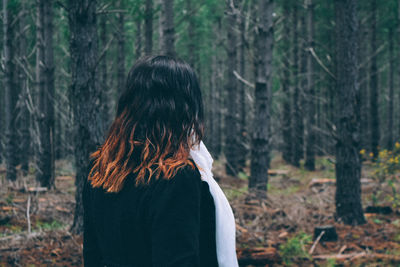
83;56;238;267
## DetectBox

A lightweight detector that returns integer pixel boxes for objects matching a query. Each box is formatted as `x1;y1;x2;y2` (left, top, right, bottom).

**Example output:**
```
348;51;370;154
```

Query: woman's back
83;161;219;267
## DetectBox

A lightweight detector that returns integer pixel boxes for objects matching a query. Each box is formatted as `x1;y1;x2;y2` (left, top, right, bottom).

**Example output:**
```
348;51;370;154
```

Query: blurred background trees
1;0;400;233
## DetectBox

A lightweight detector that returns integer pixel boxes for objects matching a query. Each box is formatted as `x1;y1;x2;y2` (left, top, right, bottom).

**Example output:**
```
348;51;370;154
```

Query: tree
17;0;30;175
237;0;248;170
100;14;111;132
304;0;315;171
144;0;153;55
160;0;175;56
3;0;18;181
334;0;366;225
386;28;394;150
281;0;292;164
225;0;240;176
291;1;303;167
68;0;104;234
116;0;126;95
36;0;55;188
249;0;274;198
369;0;379;158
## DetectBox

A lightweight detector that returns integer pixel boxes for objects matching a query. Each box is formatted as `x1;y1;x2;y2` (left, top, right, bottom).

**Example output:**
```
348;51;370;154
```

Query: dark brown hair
88;56;204;192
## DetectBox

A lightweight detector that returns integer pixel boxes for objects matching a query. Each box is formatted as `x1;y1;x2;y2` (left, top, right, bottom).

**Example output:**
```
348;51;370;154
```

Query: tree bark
398;0;400;141
225;0;240;176
304;0;315;171
237;0;248;170
36;0;55;188
369;0;379;158
291;1;302;167
186;0;196;68
100;14;111;132
386;28;394;150
18;1;30;175
334;0;366;225
160;0;175;56
135;17;142;59
144;0;153;55
281;0;292;164
116;0;126;95
3;0;18;181
249;0;273;198
359;23;369;151
68;0;104;234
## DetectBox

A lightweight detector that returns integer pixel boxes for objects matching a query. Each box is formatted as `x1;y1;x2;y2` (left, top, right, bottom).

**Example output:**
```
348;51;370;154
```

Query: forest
1;0;400;266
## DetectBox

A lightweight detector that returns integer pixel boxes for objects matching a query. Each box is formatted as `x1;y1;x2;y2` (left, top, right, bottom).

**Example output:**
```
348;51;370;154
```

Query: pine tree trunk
386;28;394;150
18;1;30;174
44;0;55;187
281;0;292;163
291;2;302;167
369;0;379;158
304;0;315;171
144;0;153;55
116;1;126;95
237;0;247;170
36;0;55;188
186;0;196;68
249;0;273;199
215;18;223;157
135;18;142;59
160;0;175;56
68;0;103;234
100;15;111;132
225;0;240;176
3;0;18;181
209;39;219;157
359;24;369;151
334;0;365;226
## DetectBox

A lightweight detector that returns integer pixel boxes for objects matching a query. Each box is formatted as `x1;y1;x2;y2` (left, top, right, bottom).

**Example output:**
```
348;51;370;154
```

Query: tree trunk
100;14;111;132
116;0;126;95
304;0;315;171
18;1;30;175
299;4;306;161
36;0;55;188
291;1;302;167
237;0;248;170
281;0;292;164
334;0;365;225
160;0;175;56
215;18;224;157
68;0;104;234
369;0;379;158
135;17;142;59
3;0;18;181
249;0;273;199
225;0;240;176
144;0;153;55
386;28;394;150
359;23;369;151
186;0;196;68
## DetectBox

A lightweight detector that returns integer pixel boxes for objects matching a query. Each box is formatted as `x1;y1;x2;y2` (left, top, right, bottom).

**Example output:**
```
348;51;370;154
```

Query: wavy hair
88;56;204;192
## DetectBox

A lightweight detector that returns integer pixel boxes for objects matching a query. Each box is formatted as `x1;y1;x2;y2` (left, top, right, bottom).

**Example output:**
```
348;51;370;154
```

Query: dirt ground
1;155;399;266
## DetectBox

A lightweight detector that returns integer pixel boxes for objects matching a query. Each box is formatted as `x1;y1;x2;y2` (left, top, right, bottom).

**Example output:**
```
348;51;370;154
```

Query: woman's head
89;55;204;192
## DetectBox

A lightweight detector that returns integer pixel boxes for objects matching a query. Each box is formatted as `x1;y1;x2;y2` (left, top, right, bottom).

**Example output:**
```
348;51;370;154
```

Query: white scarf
190;141;239;267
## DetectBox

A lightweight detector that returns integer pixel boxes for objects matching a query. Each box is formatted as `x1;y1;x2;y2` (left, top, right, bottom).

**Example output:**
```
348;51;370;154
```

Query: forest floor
0;154;399;266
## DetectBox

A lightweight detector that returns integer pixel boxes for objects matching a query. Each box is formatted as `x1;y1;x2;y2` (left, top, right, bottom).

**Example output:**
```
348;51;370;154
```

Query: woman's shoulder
152;161;202;189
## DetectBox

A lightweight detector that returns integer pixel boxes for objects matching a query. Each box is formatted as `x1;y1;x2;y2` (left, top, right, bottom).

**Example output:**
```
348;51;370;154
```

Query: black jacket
83;161;218;267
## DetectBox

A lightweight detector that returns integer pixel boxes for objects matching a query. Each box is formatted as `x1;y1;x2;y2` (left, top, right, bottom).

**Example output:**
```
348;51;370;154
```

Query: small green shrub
35;219;64;231
361;142;400;208
279;232;312;265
